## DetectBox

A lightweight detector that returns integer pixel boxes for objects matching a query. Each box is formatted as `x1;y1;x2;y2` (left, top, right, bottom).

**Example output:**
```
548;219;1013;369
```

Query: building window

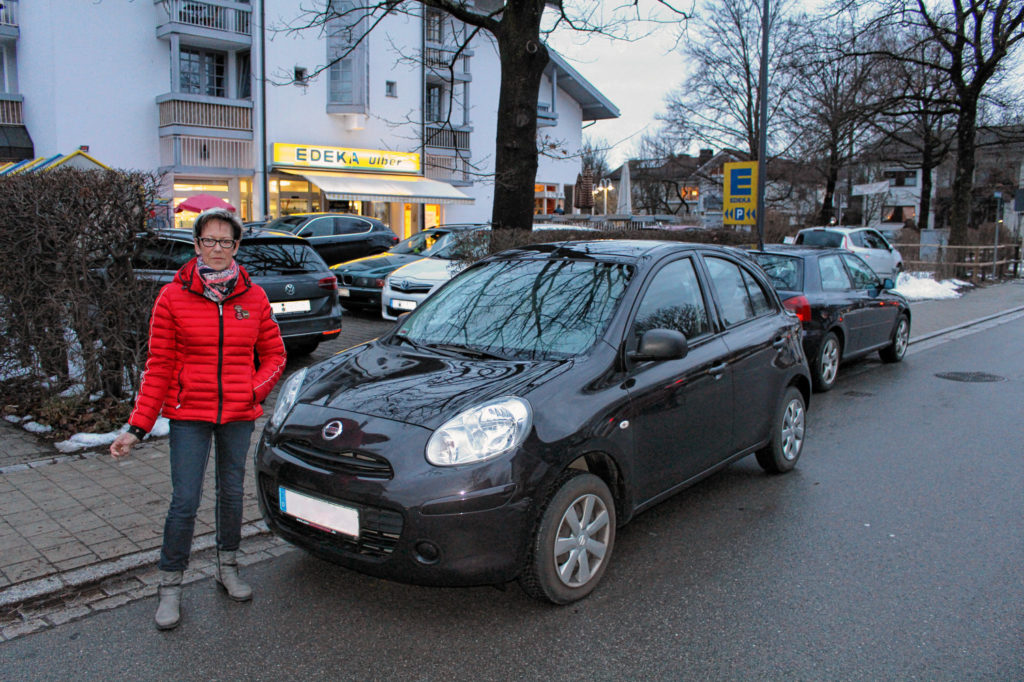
327;0;367;111
426;83;444;122
180;47;226;97
330;59;354;104
885;170;917;187
237;50;251;99
425;10;444;43
385;80;397;97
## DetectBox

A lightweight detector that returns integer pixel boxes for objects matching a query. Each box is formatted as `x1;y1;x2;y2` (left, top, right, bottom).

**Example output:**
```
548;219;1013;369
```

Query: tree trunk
948;102;978;248
919;161;934;232
817;158;839;225
490;3;548;231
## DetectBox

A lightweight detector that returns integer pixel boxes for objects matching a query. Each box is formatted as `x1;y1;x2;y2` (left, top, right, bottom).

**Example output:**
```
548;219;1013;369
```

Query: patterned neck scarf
196;256;239;303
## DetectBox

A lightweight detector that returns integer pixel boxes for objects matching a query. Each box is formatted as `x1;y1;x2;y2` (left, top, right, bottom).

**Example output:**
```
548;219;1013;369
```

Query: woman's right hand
110;432;140;459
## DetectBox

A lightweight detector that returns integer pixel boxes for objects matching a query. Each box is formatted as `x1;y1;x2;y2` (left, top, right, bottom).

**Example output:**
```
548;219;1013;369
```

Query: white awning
283;169;474;205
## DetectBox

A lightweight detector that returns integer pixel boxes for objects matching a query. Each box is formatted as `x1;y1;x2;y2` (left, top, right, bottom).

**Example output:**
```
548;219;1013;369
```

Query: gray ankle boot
154;570;183;630
216;550;253;601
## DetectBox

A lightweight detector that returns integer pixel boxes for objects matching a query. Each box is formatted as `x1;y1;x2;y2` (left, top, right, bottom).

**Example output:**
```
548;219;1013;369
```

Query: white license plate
278;487;359;537
338;288;350;297
270;299;311;314
393;299;417;311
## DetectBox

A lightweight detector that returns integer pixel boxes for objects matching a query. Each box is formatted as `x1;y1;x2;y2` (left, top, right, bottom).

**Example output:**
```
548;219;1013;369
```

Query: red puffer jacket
128;258;287;434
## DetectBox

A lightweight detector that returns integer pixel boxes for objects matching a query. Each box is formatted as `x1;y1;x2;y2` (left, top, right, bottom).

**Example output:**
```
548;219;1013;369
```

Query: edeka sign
723;161;758;225
272;143;421;174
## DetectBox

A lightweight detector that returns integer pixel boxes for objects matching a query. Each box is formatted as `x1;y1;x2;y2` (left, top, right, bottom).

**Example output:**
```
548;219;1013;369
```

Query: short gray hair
193;208;243;241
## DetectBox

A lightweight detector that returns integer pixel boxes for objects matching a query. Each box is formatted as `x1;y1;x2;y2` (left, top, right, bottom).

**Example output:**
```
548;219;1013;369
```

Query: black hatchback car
265;213;399;266
748;245;911;392
256;241;812;603
132;228;343;355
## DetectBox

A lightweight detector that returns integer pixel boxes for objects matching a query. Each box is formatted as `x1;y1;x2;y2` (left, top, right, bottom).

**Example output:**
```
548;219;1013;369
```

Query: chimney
698;149;713;164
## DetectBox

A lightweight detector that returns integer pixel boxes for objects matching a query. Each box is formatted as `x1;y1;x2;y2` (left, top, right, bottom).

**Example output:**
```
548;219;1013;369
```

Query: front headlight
270;367;308;429
426;397;533;467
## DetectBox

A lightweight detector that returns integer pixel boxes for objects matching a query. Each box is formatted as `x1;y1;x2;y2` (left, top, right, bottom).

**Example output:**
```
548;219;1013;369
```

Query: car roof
154;227;306;243
486;239;741;264
797;226;868;234
751;244;846;258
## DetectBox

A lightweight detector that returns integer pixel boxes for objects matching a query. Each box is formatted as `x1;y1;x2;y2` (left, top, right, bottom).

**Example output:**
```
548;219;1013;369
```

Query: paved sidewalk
1;282;1023;640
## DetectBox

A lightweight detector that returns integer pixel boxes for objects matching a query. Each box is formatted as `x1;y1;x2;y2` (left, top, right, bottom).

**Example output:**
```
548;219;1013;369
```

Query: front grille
390;281;432;294
260;475;403;556
279;439;394;479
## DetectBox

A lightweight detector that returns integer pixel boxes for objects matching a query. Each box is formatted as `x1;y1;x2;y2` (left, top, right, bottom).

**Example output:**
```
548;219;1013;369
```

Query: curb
0;521;271;610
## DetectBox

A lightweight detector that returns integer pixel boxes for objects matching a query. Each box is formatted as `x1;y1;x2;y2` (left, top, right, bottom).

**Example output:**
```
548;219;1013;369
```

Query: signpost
723;161;758;227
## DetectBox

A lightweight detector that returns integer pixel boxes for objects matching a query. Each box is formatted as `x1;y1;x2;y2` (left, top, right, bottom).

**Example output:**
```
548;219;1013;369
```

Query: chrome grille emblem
321;420;344;440
284;284;296;296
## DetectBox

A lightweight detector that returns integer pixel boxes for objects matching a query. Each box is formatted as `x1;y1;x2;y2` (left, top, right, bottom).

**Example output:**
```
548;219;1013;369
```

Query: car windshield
752;253;803;290
394;258;634;360
428;230;490;260
797;230;843;248
389;230;454;256
236;241;325;275
264;216;308;234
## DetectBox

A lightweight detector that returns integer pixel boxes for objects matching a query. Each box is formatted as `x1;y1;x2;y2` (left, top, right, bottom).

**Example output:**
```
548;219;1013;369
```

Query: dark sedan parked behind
256;240;812;604
749;245;911;392
132;228;343;356
265;213;399;266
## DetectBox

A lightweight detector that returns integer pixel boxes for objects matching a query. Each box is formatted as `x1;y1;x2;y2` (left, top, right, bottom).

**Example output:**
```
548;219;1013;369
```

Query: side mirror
628;328;689;362
881;277;895;290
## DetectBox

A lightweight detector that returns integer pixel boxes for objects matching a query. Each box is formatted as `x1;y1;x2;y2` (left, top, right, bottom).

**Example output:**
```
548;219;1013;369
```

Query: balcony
425;154;472;185
0;95;22;125
424;47;471;82
0;0;18;41
156;93;252;138
155;0;251;49
160;134;252;174
424;124;471;152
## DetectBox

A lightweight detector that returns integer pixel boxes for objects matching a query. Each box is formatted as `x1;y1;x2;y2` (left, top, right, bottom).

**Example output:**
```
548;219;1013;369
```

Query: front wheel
811;332;840;392
879;315;910;363
756;386;806;474
519;471;616;605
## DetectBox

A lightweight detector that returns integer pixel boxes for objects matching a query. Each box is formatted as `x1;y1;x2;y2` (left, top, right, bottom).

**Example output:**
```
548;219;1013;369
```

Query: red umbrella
175;193;236;213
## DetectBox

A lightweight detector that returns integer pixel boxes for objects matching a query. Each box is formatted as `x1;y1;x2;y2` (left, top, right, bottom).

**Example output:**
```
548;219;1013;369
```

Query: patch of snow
4;415;21;424
893;272;962;301
55;430;120;453
151;417;170;438
59;383;87;398
23;421;53;434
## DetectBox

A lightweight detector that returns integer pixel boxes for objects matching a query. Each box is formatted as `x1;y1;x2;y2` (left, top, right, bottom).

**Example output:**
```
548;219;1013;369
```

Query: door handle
706;362;727;377
772;337;787;349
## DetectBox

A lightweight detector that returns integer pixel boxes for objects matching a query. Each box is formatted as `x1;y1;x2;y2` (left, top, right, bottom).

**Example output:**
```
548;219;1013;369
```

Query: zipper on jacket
216;302;225;423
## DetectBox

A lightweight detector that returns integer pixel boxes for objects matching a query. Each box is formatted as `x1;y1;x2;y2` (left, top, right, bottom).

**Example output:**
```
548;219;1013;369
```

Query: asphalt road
2;316;1023;680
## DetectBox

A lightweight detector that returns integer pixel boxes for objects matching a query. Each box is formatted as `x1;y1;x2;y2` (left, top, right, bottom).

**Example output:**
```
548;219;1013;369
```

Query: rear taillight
782;295;811;323
318;276;338;291
391;236;400;244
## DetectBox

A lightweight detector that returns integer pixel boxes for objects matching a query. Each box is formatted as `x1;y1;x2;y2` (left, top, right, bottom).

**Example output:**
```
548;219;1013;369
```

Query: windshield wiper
422;343;510;360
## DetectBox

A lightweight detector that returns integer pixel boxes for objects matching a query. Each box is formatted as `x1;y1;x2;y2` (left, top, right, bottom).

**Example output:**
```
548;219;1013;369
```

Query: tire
756;386;806;474
519;471;616;605
286;339;320;357
879;315;910;363
811;332;840;393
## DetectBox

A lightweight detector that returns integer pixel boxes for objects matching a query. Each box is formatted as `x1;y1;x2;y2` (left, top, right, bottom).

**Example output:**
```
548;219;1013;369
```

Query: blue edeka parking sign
723;161;758;225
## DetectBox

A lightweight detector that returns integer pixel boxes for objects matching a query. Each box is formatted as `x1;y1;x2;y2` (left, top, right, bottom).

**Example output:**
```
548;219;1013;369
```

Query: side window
335;217;370;235
705;256;759;326
741;268;773;316
848;231;866;247
863;231;888;250
818;254;853;291
300;218;333;238
631;258;710;340
168;241;195;268
841;254;878;289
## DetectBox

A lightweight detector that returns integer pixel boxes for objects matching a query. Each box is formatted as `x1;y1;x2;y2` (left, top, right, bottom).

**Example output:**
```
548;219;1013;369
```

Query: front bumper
255;405;539;587
337;285;382;309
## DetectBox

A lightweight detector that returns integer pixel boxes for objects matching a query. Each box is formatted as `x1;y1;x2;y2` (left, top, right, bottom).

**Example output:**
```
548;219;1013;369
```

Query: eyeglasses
197;237;237;249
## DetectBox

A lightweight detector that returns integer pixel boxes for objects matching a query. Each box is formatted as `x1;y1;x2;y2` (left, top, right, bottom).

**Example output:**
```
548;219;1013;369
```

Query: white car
793;226;904;278
381;224;599;320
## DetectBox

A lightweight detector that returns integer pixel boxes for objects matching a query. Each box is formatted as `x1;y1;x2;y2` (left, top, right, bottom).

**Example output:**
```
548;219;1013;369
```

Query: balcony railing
161;135;252;170
0;1;18;27
424;48;470;77
157;0;251;36
158;97;252;131
0;98;22;125
424;125;470;151
425;154;471;183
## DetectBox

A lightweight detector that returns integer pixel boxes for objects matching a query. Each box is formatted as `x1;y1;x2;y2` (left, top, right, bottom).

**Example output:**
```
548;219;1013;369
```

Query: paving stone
16;518;63;538
2;618;48;639
27;529;76;551
45;605;92;626
101;576;145;597
0;542;42;565
92;538;140;560
54;554;99;572
76;525;123;545
89;594;131;612
39;541;91;563
2;558;52;583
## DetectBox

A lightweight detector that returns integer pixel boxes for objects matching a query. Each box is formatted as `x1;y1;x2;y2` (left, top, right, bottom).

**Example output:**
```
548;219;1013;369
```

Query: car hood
332;253;423;276
294;341;571;430
388;257;464;285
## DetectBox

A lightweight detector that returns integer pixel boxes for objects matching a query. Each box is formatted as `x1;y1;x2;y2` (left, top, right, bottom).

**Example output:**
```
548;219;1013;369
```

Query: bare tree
659;0;800;160
289;1;690;232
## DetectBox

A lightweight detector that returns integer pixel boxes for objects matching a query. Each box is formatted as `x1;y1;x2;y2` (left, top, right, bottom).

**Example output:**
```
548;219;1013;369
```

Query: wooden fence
894;242;1021;282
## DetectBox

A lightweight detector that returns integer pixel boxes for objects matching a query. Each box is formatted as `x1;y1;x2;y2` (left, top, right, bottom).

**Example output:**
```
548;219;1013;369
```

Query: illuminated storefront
269;143;472;238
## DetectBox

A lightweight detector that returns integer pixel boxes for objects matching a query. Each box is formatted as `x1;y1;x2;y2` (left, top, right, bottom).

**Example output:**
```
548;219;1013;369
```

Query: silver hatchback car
793;227;904;278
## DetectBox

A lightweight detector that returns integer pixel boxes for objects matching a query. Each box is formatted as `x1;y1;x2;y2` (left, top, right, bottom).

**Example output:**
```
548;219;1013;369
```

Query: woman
110;208;286;630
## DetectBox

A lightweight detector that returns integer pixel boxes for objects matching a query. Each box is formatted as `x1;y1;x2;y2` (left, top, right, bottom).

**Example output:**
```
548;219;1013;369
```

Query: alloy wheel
553;493;611;588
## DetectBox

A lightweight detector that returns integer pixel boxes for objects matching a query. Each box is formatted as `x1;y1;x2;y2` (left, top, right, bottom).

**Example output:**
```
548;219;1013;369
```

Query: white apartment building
0;0;617;237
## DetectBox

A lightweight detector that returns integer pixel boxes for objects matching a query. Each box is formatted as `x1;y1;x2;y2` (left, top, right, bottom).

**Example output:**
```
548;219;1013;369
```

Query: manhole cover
843;390;875;398
935;372;1006;383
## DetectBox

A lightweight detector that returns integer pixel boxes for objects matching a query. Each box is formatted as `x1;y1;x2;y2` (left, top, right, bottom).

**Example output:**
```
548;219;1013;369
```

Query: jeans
158;419;255;572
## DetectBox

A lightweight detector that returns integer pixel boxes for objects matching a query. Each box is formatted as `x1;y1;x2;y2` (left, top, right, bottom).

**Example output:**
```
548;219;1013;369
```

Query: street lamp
594;178;611;215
